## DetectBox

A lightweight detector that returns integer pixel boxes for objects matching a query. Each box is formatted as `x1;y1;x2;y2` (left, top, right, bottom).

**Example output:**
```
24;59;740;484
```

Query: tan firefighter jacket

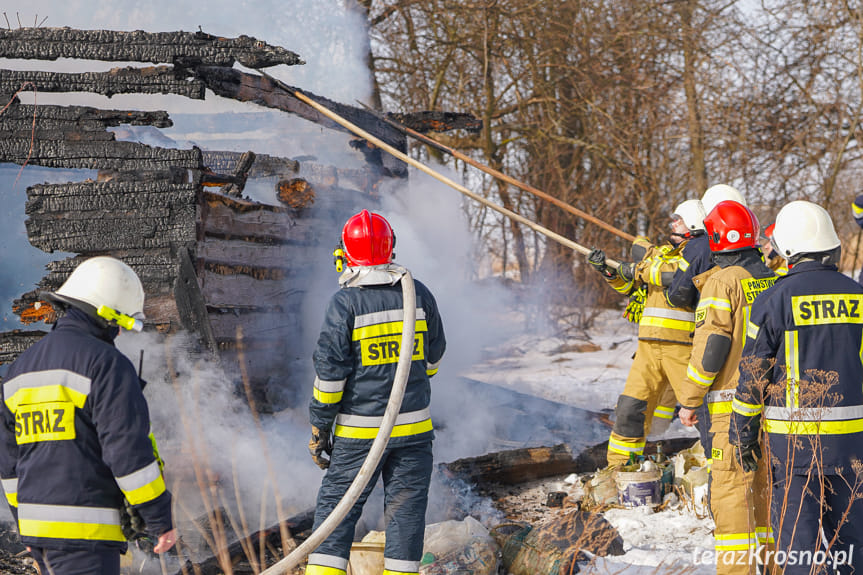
677;252;777;412
605;237;695;345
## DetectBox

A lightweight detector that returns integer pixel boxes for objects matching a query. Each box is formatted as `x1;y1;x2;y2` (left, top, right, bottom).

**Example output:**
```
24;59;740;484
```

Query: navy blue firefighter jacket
730;260;863;476
666;233;712;309
310;265;446;449
0;308;172;551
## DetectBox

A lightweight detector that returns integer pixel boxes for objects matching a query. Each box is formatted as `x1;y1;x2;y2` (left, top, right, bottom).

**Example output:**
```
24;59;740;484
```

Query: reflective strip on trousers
384;558;421;574
608;437;646;455
114;459;166;505
17;503;125;542
306;553;348;573
334;408;432;439
714;532;758;552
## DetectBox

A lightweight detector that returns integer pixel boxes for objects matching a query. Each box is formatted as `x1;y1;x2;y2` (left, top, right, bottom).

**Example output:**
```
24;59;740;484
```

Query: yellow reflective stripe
612;280;634;295
687;363;715;387
5;385;88;412
785;330;800;408
426;368;439;376
352;320;427;341
313;388;343;404
697;297;733;313
764;419;863;435
638;317;695;331
650;258;663;286
305;566;346;575
678;257;690;271
18;519;125;542
854;202;863;217
755;527;775;543
707;402;732;414
715;532;758;551
732;398;763;417
747;320;760;341
653;405;675;419
384;571;418;575
608;438;645;455
122;474;166;506
334;418;433;439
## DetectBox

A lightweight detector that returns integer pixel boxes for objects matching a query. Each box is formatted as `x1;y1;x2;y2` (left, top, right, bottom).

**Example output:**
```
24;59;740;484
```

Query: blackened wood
172;507;315;575
25;180;197;253
199;273;295;307
201;192;298;244
0;28;303;69
0;67;206;99
198;240;317;270
202;151;299;178
174;246;219;354
390;111;482;133
1;101;173;129
2;138;200;170
195;66;407;177
442;444;578;485
0;330;47;365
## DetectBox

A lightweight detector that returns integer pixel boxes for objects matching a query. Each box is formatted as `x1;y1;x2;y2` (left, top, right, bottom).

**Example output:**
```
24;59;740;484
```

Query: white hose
261;270;417;574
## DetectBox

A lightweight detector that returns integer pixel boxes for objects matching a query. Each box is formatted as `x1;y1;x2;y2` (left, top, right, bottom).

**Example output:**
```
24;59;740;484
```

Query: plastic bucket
614;469;662;507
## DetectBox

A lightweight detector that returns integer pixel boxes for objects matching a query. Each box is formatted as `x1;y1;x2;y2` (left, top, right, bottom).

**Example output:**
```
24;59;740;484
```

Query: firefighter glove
738;442;762;473
624;286;646;324
587;249;616;279
617;262;636;282
309;425;333;470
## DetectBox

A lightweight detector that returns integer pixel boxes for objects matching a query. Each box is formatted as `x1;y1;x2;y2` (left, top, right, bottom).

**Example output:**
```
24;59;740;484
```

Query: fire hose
256;70;620;271
260;270;417;575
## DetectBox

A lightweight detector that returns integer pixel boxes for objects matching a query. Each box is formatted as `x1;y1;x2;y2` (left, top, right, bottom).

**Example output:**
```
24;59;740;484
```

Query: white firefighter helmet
52;256;145;318
772;201;840;259
701;184;746;215
672;199;707;232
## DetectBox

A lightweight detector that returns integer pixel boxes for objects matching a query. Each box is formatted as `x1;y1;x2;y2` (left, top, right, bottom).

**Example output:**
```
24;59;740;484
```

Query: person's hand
308;426;333;470
738;443;762;473
587;249;615;279
153;528;177;553
678;407;698;427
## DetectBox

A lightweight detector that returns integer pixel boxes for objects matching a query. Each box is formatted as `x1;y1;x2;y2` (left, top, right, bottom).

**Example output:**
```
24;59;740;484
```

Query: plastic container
614;468;662;507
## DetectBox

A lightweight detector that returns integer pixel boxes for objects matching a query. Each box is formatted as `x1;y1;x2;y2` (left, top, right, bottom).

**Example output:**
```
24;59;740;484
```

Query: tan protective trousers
707;415;772;574
606;339;689;466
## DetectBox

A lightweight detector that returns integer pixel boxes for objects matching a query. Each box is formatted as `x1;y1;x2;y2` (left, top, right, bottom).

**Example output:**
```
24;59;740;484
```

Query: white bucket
614;469;662;507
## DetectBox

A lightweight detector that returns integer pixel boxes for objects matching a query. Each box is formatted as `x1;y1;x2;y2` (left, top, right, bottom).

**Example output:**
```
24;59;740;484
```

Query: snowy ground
462;310;713;574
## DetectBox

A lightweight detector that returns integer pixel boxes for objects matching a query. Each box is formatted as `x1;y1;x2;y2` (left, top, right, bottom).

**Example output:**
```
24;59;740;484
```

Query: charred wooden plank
1;102;173;129
175;247;219;353
202;151;299;178
201;193;298;244
276;178;315;209
195;66;407;177
199;273;297;307
1;138;200;170
0;28;304;69
25;180;197;253
0;330;47;365
0;67;206;99
442;444;579;486
221;151;255;197
390;110;482;133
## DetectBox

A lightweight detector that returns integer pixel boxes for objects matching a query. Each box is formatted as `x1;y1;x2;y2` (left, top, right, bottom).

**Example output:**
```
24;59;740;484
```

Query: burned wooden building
0;27;479;409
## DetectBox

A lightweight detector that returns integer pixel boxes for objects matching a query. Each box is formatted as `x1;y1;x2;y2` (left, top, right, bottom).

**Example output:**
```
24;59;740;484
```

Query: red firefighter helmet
764;223;775;239
704;200;760;253
341;209;395;266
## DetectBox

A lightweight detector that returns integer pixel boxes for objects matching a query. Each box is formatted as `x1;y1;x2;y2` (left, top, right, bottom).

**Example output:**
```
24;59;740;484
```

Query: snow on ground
462;309;713;574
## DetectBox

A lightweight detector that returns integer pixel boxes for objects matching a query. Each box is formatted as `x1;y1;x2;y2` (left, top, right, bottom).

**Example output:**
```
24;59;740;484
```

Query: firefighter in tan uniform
587;200;703;465
676;201;775;573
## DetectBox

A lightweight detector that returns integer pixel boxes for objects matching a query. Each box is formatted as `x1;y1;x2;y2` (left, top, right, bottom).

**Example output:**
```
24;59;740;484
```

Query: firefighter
0;257;176;575
731;201;863;575
667;184;747;309
587;199;702;465
305;210;446;575
761;223;788;276
675;201;775;573
851;193;863;284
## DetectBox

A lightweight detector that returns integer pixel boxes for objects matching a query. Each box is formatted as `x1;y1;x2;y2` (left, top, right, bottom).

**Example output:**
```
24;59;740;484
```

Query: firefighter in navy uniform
676;201;775;573
305;210;446;575
666;184;747;309
0;257;176;575
587;200;703;465
731;201;863;575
